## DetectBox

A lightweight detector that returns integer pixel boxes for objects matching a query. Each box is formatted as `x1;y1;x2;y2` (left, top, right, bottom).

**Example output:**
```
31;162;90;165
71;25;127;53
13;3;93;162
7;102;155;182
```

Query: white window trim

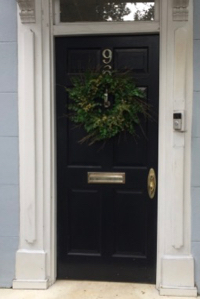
53;21;160;35
54;0;160;24
53;0;160;34
13;0;197;296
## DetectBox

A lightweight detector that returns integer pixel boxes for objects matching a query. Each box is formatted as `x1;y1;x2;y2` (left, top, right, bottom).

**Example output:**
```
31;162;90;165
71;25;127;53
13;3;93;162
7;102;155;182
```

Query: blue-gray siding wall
0;0;19;288
192;0;200;293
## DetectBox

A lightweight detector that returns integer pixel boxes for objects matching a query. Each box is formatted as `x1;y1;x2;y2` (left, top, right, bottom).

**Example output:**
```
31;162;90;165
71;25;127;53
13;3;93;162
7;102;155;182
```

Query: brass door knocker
103;89;110;108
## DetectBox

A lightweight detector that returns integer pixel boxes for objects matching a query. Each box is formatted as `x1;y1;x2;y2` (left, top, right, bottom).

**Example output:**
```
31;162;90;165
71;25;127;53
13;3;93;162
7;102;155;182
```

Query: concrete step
0;280;198;299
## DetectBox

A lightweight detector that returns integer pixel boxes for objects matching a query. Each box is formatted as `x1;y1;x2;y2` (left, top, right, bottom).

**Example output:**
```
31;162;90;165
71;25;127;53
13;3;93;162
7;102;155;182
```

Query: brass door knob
147;168;156;199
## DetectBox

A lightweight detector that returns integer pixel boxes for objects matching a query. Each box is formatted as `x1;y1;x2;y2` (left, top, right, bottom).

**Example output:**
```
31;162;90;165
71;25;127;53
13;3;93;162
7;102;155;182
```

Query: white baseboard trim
160;286;197;297
13;279;49;290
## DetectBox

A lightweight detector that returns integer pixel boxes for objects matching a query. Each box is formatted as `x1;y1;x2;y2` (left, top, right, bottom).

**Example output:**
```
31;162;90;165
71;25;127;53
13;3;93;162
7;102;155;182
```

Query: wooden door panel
113;190;147;257
68;49;101;73
114;48;148;73
113;134;148;166
67;123;105;166
67;189;102;255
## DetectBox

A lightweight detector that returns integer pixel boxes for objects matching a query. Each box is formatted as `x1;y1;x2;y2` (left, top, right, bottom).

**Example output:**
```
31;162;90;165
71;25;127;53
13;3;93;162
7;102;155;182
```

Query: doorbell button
173;110;186;132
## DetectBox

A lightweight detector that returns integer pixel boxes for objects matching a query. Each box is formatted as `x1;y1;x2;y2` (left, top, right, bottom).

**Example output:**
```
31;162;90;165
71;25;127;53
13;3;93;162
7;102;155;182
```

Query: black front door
56;35;159;283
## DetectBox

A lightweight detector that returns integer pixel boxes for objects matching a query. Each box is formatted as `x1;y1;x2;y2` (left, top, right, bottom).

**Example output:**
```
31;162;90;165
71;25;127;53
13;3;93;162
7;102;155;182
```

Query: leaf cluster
66;71;149;145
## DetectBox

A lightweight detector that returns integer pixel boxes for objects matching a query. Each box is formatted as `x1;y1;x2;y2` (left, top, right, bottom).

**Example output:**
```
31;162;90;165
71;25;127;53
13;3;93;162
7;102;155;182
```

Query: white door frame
13;0;197;296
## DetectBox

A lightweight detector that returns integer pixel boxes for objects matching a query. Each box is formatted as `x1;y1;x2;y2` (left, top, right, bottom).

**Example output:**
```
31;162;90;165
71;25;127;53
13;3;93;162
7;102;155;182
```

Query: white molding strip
160;286;197;297
17;0;36;23
13;280;49;290
173;0;190;21
53;22;160;36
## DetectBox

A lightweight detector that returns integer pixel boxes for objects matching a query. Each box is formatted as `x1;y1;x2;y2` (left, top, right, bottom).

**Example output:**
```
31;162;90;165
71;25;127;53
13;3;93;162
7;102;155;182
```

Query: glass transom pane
60;1;155;22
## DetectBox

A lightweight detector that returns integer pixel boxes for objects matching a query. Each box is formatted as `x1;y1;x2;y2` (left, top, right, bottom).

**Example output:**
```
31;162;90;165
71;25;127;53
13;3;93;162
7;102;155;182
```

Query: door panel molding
14;0;197;296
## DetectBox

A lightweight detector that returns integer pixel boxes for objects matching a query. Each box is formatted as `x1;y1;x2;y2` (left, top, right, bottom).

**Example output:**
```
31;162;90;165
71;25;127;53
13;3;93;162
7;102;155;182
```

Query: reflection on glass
60;1;155;22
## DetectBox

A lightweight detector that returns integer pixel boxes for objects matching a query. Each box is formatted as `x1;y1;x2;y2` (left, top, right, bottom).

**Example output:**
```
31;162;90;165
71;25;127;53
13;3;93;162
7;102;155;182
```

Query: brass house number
102;49;112;108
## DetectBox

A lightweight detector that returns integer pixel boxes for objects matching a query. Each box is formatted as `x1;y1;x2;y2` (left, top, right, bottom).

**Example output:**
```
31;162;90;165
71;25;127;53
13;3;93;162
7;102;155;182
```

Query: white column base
160;255;197;297
13;249;48;289
160;287;197;297
13;279;49;290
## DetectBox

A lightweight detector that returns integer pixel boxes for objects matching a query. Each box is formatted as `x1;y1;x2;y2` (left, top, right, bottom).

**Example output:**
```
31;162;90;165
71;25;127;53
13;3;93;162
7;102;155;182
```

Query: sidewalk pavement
0;280;198;299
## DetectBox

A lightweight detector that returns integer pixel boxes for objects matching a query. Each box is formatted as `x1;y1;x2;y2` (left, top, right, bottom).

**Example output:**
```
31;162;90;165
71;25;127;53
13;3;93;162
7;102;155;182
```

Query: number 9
102;49;112;64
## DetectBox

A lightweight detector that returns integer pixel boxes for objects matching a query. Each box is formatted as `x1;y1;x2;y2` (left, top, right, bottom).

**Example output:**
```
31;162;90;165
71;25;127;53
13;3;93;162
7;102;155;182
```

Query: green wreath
66;71;149;145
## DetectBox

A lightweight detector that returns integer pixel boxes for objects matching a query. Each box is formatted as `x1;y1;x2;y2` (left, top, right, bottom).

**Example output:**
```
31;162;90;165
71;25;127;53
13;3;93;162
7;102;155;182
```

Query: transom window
58;1;155;22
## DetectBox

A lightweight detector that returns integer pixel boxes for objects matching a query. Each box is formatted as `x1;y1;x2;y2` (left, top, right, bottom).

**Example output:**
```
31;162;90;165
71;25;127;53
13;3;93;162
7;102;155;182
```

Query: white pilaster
13;0;56;289
157;0;197;296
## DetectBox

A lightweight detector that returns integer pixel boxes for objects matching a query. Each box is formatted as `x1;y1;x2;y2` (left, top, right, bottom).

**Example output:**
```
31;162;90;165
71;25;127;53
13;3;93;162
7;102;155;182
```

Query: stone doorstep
0;280;199;299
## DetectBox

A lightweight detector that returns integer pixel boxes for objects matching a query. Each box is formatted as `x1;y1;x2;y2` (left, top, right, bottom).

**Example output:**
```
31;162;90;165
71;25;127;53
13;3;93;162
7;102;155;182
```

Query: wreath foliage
66;71;149;145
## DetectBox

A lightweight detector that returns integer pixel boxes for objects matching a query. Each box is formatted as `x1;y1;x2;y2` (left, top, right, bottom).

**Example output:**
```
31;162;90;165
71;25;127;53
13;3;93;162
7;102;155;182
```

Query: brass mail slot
88;172;125;184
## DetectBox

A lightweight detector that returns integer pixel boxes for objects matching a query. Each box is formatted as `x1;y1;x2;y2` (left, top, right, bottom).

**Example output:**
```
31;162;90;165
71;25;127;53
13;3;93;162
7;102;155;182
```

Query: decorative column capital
173;0;190;21
17;0;35;24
